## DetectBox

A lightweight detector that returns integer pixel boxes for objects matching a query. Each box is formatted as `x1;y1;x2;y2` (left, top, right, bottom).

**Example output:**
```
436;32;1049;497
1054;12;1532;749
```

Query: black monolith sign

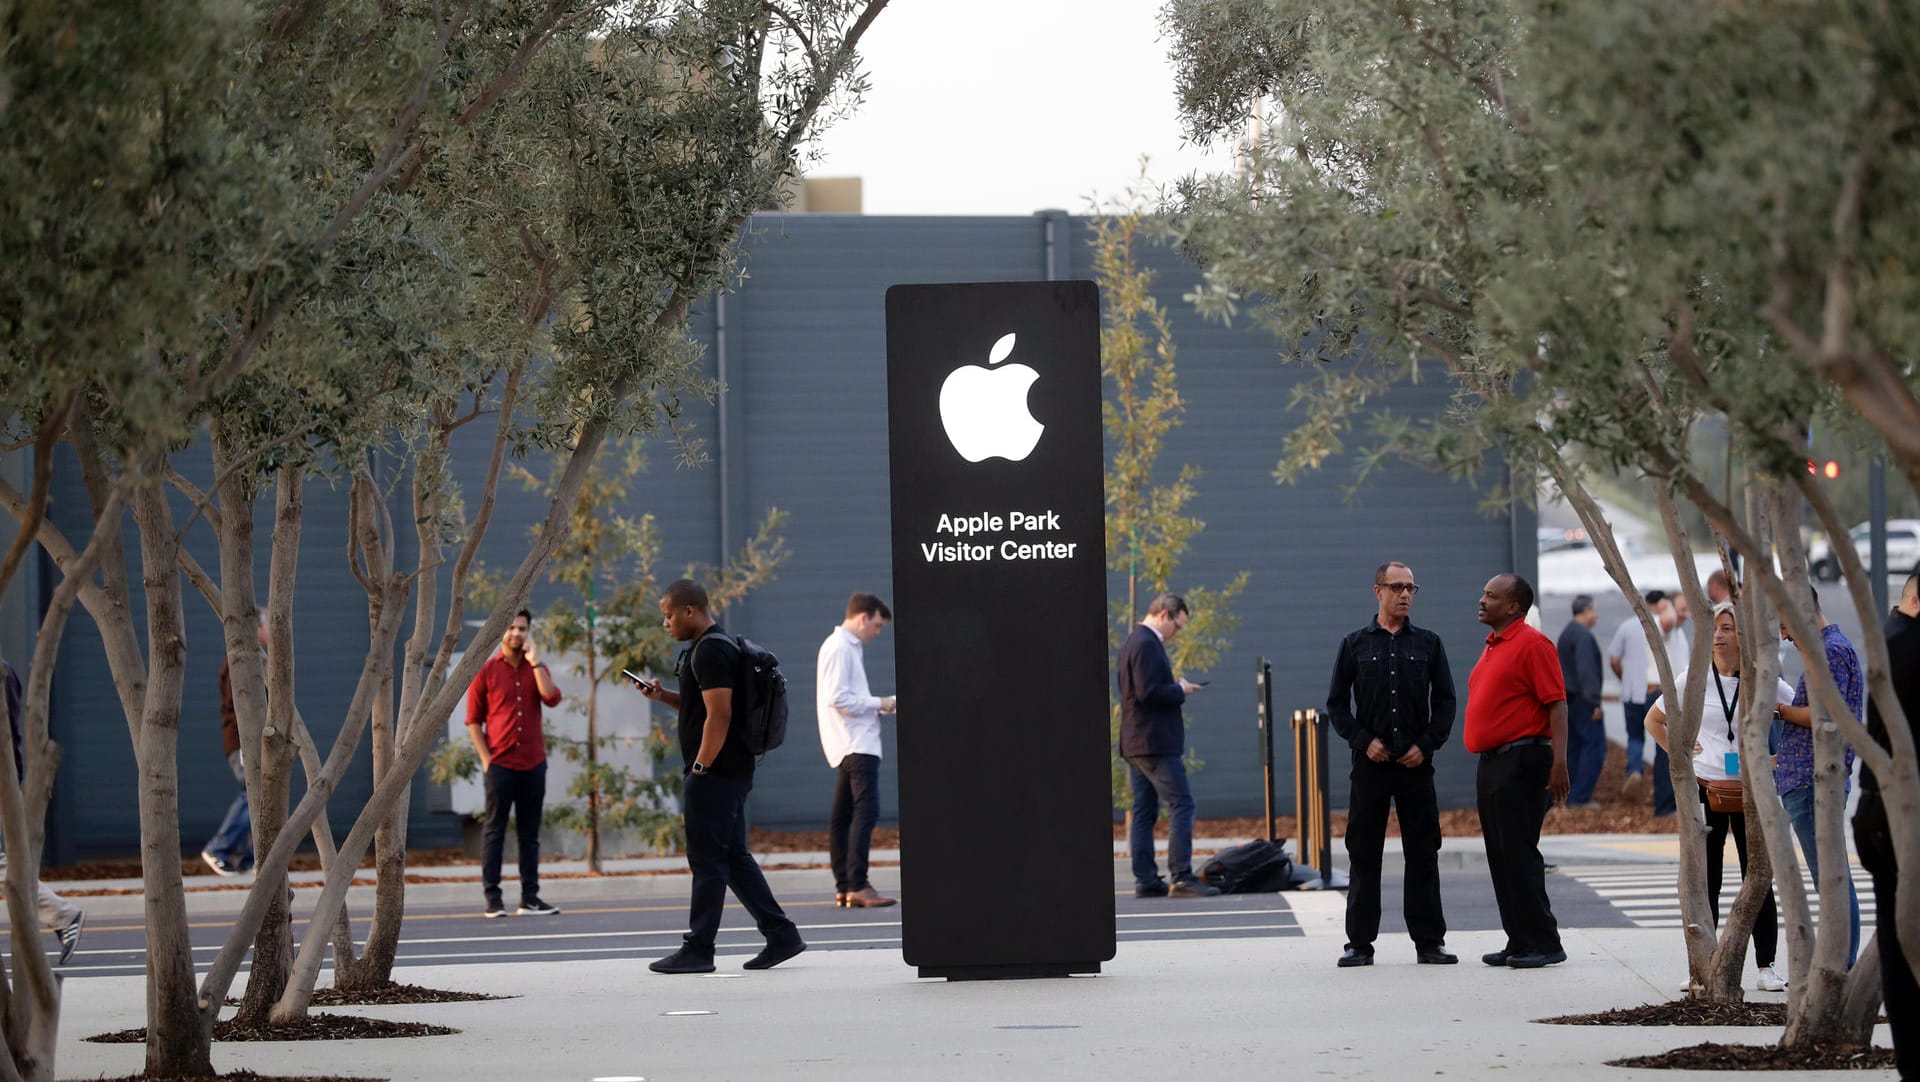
885;280;1114;979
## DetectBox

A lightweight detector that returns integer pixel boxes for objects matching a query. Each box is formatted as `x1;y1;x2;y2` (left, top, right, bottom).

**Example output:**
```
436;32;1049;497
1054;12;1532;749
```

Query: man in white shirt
1609;590;1677;798
817;593;899;908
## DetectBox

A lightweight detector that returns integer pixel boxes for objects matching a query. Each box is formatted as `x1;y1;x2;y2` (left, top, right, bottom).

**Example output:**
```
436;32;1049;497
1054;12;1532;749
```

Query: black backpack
1202;839;1295;894
698;632;790;755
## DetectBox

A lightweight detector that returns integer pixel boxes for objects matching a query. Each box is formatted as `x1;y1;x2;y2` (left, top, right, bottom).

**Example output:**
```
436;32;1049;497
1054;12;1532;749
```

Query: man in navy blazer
1119;592;1219;897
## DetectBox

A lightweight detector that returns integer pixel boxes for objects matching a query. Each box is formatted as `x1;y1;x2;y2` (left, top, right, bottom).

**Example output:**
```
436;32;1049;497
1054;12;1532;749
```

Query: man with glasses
1326;562;1458;967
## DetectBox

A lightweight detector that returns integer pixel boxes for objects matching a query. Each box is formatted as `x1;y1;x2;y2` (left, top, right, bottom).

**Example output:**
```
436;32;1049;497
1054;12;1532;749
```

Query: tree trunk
1835;932;1883;1045
236;466;303;1025
587;623;601;874
132;483;214;1077
336;662;409;992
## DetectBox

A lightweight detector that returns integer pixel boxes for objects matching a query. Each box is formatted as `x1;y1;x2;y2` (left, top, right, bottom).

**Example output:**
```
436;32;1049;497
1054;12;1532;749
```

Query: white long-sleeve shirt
817;626;884;767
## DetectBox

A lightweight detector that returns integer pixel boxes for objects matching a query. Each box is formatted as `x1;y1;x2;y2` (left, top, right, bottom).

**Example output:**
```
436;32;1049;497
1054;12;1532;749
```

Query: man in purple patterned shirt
1777;589;1862;966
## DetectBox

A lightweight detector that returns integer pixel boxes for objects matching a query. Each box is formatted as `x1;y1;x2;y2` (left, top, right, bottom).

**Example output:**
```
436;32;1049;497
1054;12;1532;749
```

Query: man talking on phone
466;608;563;919
1118;592;1218;898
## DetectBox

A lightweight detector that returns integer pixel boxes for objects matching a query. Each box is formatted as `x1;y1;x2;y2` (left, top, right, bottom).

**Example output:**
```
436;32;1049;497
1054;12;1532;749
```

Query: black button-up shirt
1326;617;1457;760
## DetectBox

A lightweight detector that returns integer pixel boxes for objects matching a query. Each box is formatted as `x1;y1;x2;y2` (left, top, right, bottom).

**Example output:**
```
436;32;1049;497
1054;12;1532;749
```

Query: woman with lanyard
1646;600;1803;993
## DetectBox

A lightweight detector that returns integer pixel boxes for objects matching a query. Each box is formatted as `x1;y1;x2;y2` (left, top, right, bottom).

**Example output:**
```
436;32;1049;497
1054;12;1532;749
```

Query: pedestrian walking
1557;596;1606;808
1325;561;1458;967
816;592;898;908
465;608;563;919
1;657;85;964
202;617;265;877
1466;573;1569;969
640;579;805;974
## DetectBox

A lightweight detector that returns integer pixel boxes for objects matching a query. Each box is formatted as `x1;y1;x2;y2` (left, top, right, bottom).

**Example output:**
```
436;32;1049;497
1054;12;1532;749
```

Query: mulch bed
88;1016;458;1043
1608;1041;1897;1070
308;982;511;1006
1539;1001;1788;1026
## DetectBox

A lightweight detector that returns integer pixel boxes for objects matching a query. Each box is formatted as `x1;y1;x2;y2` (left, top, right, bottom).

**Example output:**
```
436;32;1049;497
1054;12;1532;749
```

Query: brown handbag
1703;778;1745;814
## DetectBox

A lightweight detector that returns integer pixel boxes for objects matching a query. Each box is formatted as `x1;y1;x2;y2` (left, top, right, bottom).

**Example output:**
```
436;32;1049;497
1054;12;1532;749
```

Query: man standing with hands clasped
466;609;564;919
1326;561;1458;967
1119;592;1220;898
1467;574;1570;969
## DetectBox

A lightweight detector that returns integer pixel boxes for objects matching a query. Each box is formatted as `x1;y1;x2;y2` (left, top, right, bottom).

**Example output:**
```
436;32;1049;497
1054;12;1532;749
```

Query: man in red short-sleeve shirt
1465;574;1570;969
466;608;563;919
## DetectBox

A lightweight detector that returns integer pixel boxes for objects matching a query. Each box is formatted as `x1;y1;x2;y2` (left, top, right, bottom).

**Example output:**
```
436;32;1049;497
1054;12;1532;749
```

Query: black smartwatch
690;760;709;776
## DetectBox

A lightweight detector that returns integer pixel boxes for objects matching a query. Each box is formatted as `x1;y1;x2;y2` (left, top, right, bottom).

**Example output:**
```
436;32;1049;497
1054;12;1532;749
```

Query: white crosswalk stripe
1562;864;1878;930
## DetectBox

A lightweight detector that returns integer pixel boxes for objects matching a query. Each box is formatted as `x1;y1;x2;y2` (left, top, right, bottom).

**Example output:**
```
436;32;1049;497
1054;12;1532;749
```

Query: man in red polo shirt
467;608;564;919
1465;574;1570;969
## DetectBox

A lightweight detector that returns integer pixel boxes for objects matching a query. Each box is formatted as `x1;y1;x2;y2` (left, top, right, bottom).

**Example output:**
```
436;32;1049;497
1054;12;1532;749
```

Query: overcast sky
808;0;1240;215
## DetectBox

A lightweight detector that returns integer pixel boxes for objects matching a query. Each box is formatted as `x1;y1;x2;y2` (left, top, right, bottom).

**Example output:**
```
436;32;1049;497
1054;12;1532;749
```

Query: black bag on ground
1201;839;1295;893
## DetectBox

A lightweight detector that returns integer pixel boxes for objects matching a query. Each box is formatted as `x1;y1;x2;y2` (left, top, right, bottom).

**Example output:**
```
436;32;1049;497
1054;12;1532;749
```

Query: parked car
1808;519;1920;581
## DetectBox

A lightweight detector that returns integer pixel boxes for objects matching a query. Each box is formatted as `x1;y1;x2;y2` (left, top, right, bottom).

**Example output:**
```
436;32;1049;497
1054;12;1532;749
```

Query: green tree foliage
1094;192;1248;807
1162;0;1916;1041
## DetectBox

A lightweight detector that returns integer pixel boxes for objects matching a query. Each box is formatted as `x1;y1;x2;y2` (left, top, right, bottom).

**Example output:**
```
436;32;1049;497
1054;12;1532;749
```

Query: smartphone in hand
623;669;658;694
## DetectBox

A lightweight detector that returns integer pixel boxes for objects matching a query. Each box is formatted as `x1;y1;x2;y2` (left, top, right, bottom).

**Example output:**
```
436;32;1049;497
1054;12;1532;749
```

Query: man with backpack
638;578;805;974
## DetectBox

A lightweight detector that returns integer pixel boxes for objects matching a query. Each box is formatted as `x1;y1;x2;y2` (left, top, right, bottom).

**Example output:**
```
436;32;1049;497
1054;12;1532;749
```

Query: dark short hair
847;592;892;621
1905;569;1919;600
1809;585;1820;610
1375;561;1412;584
662;579;710;612
1644;589;1667;606
1146;592;1189;618
514;608;533;625
1571;594;1595;616
1507;574;1536;616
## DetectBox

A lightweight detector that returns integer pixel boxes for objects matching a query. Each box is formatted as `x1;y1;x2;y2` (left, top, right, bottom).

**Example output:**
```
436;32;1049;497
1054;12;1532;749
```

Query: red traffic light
1824;460;1840;480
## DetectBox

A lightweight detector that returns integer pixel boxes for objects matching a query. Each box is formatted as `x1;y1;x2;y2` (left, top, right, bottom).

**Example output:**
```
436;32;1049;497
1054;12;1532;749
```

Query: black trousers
1344;756;1447;952
1701;784;1778;968
828;753;882;893
1477;743;1561;954
682;770;798;956
482;761;546;906
1855;792;1917;1080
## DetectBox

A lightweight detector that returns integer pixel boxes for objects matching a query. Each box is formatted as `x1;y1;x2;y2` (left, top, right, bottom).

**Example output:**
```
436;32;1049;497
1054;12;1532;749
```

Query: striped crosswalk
1563;864;1878;931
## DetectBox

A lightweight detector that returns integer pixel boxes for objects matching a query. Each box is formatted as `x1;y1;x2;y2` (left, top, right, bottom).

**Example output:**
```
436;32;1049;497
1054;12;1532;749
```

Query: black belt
1481;736;1553;759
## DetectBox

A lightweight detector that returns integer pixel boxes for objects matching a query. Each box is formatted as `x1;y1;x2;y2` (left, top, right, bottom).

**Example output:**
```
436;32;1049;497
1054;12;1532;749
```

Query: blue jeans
1781;783;1860;965
206;751;252;869
1622;700;1651;776
1126;754;1196;886
1651;744;1675;817
1565;698;1605;805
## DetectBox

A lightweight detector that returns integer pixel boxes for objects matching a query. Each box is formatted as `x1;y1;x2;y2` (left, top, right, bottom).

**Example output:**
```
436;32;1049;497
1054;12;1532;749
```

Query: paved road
50;865;1667;980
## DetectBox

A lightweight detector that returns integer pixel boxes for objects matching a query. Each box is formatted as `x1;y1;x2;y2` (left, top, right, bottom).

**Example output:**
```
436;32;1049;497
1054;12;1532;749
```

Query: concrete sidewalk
54;926;1894;1081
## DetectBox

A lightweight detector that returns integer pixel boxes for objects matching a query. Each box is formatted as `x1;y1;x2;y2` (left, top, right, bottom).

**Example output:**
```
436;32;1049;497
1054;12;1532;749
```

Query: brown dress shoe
834;892;848;908
845;885;897;908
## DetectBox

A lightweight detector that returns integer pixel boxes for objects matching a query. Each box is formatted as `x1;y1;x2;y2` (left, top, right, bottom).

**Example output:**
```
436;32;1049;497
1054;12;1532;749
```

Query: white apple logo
938;332;1044;463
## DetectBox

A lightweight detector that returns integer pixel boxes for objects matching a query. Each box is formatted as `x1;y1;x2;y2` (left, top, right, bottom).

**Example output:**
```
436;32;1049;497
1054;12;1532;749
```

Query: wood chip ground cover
1608;1040;1897;1070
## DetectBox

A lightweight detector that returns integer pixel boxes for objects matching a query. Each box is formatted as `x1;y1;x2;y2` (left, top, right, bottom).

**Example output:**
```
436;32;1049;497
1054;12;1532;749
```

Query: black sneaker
1506;948;1568;969
518;898;561;916
1134;879;1170;898
483;900;508;919
743;937;806;971
649;947;717;974
57;911;84;965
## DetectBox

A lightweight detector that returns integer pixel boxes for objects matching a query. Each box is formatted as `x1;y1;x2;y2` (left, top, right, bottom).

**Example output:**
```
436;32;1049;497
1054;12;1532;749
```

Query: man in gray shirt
1557;596;1605;808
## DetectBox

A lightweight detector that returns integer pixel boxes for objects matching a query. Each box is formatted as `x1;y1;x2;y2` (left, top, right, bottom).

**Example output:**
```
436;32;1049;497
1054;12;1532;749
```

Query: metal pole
1311;709;1333;886
1258;659;1275;843
1291;709;1308;865
1870;455;1890;618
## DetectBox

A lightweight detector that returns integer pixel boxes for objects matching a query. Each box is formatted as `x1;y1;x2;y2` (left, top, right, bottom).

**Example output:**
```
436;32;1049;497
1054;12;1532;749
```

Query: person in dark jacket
1557;595;1607;808
1326;561;1458;966
1856;570;1920;1079
1118;592;1217;898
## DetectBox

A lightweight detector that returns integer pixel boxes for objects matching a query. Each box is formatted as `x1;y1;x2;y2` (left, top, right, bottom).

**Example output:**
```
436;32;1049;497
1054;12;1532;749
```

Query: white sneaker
1757;965;1788;992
